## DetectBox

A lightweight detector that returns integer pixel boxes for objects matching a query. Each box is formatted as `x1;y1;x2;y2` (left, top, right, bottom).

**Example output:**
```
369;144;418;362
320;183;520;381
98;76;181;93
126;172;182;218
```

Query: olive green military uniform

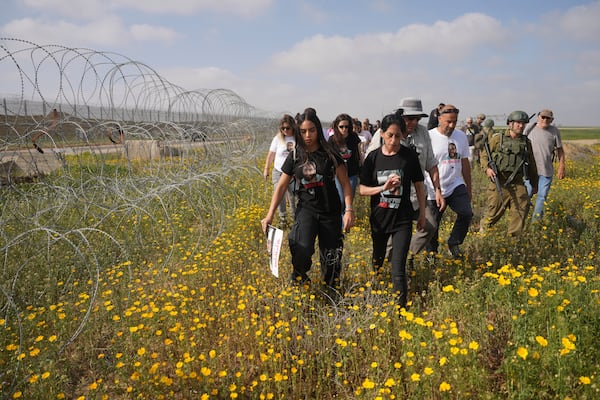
480;129;538;235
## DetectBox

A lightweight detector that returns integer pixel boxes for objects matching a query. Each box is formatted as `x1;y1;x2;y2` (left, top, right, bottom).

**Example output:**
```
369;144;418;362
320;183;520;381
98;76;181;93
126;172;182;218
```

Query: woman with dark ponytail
261;108;355;287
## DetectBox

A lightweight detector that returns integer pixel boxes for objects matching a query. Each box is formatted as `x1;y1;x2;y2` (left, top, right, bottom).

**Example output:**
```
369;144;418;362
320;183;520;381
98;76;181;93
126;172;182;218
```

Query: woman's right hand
261;216;273;234
263;169;269;180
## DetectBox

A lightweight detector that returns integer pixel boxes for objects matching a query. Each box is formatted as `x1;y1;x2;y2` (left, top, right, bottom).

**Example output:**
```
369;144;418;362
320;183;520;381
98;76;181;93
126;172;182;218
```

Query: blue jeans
527;175;552;221
427;184;473;252
335;175;358;211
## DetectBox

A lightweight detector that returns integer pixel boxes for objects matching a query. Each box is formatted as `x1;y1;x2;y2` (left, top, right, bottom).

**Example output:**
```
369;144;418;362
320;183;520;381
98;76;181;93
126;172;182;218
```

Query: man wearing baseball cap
366;98;445;266
524;109;566;221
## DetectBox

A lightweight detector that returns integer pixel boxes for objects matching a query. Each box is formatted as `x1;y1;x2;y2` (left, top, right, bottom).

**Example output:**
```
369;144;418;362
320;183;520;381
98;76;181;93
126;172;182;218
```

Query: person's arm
336;165;355;232
461;157;472;200
263;151;275;180
261;173;292;233
556;147;566;179
428;165;446;211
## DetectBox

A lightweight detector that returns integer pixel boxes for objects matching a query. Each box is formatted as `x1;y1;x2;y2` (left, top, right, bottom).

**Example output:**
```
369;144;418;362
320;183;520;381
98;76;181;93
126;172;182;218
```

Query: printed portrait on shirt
376;169;402;209
300;161;324;193
447;142;459;159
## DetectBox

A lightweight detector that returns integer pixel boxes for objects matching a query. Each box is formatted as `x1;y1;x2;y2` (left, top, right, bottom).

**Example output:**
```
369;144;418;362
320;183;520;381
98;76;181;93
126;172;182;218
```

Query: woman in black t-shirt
261;109;355;287
359;113;426;308
328;113;362;211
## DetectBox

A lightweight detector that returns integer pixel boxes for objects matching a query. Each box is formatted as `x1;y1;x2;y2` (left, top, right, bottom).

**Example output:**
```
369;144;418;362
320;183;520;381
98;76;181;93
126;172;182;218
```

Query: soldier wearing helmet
479;111;538;235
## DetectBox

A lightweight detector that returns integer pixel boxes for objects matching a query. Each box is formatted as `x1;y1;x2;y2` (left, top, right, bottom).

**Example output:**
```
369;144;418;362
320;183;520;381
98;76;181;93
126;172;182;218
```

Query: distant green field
558;127;600;140
495;126;600;140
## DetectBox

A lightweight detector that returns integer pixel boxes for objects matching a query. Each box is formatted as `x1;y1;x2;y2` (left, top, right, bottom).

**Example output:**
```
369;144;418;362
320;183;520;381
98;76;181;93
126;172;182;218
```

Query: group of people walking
261;101;566;309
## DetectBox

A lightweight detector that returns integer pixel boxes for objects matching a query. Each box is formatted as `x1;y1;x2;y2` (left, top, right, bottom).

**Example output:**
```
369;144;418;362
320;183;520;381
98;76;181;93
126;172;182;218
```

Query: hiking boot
448;244;463;260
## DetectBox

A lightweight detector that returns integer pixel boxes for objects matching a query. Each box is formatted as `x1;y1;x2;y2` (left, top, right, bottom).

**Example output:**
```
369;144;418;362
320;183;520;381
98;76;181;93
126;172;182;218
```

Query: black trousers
288;207;343;286
371;220;412;307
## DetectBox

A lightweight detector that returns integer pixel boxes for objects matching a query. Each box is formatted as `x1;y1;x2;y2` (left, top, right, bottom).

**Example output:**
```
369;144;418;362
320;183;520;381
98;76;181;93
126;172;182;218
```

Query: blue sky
1;0;600;125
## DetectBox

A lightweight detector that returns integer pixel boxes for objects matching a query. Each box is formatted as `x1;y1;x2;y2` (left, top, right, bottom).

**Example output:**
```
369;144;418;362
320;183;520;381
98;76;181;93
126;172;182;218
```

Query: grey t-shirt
527;124;562;177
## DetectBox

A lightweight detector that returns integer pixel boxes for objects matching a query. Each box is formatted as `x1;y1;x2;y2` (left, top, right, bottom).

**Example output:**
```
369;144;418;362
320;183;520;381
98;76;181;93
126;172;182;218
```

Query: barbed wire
0;37;278;364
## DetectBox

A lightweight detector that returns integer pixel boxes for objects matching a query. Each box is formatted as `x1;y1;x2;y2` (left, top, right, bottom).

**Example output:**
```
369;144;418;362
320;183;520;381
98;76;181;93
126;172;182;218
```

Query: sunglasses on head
440;108;460;115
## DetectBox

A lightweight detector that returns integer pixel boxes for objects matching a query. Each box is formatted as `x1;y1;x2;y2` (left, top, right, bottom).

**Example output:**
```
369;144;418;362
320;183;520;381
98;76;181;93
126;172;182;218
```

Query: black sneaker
448;244;463;260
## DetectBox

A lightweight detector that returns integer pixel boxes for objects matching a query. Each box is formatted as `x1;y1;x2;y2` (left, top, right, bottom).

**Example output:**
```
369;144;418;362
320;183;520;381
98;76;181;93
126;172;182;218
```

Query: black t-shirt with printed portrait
281;148;343;215
329;133;361;177
360;146;424;233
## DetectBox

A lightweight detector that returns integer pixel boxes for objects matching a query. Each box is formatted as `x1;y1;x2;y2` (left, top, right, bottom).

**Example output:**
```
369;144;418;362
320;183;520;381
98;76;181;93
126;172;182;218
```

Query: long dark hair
331;113;355;147
294;108;340;167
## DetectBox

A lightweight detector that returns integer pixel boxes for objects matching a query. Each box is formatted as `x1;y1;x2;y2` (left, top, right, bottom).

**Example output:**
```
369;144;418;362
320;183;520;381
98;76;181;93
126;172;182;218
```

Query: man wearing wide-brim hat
366;98;445;265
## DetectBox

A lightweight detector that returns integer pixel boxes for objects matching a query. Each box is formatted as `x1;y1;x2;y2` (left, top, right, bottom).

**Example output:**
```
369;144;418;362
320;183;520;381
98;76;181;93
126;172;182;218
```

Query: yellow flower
424;367;433;375
469;341;479;350
442;285;454;292
137;347;146;356
562;337;576;350
528;287;539;297
439;381;451;392
579;376;591;385
410;373;420;382
535;336;548;347
362;378;375;389
384;378;396;387
517;347;528;360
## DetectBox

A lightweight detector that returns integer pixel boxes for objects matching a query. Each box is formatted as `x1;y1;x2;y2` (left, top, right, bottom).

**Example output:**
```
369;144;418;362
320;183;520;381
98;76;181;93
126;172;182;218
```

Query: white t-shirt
269;135;295;172
427;128;470;199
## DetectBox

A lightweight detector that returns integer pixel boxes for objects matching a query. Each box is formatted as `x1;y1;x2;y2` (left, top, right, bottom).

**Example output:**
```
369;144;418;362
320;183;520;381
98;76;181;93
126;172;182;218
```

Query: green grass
557;127;600;140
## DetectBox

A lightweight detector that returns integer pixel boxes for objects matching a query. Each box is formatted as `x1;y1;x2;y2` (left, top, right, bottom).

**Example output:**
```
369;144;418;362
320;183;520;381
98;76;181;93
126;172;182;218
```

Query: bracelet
435;187;441;191
345;208;354;213
380;185;385;193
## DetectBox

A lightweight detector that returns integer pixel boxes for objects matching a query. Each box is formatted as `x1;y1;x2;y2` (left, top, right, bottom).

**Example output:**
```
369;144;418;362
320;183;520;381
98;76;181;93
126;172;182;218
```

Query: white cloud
1;16;178;48
23;0;111;20
269;13;508;75
559;1;600;41
131;24;180;43
113;0;273;17
23;0;273;19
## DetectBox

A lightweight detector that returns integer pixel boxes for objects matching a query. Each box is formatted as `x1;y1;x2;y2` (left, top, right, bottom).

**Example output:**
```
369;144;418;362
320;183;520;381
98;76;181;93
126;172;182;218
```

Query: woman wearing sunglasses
328;113;362;213
263;114;297;224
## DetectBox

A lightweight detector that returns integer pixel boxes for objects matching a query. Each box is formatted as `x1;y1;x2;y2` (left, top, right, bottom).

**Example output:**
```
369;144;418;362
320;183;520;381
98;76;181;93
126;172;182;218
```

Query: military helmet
506;110;529;124
483;119;494;128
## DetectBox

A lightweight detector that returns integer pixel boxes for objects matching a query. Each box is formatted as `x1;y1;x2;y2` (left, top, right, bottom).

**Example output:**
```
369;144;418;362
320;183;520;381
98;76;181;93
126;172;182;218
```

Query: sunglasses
281;126;292;131
404;116;421;121
540;116;553;120
338;125;350;130
440;108;460;115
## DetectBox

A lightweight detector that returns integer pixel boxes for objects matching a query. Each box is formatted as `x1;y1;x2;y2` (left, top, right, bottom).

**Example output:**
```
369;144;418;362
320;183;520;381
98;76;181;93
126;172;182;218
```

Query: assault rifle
484;139;503;203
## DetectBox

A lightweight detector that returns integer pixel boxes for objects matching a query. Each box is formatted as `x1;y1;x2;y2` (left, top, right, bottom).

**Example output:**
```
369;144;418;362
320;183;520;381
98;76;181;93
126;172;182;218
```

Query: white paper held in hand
266;224;283;277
